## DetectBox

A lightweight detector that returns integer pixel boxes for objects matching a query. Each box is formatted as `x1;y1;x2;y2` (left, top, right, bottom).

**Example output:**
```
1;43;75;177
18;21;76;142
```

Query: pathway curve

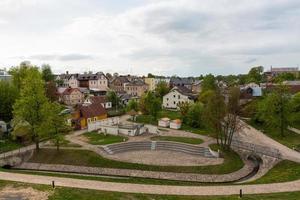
237;121;300;163
1;171;300;196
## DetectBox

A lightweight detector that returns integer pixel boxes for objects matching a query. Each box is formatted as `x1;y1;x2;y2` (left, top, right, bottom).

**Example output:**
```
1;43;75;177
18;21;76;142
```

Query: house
240;83;262;99
73;103;107;129
170;119;182;129
265;66;299;80
56;71;74;87
158;118;170;127
109;76;130;93
264;81;300;94
84;96;112;109
118;93;139;105
169;77;195;90
144;77;170;91
124;79;149;97
60;87;84;106
163;86;197;109
191;80;202;94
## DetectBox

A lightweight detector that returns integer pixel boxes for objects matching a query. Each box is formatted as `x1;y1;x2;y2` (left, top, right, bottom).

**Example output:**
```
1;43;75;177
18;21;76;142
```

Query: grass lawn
46;137;81;148
248;121;300;150
151;136;203;144
135;110;210;135
83;131;128;145
28;147;243;174
0;139;23;153
250;160;300;184
1;180;300;200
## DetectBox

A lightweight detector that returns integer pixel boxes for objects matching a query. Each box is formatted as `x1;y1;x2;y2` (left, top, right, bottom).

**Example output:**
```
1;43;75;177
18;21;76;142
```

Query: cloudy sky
0;0;300;76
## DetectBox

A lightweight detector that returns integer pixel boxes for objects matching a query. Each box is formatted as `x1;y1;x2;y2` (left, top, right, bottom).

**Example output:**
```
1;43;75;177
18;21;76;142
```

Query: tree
106;91;120;108
9;62;36;91
42;102;70;151
273;73;296;83
204;87;242;149
41;64;54;82
147;73;155;78
45;81;58;102
177;101;190;122
246;66;264;84
256;84;292;137
186;102;204;128
13;68;49;150
126;99;139;112
201;74;217;92
0;81;18;121
139;92;161;119
198;90;215;104
155;81;170;98
290;92;300;126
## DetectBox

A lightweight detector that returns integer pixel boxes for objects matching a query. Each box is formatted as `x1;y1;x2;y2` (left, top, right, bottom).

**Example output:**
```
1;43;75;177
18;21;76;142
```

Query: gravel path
1;171;300;196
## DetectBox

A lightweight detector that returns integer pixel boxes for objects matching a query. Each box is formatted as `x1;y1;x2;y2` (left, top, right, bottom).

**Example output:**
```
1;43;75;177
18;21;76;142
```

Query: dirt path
1;171;300;196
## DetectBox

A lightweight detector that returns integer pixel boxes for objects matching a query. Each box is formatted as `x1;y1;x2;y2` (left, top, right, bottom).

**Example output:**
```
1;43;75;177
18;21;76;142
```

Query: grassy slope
1;180;300;200
151;136;203;144
0;139;23;153
29;148;243;174
83;131;128;145
250;160;300;184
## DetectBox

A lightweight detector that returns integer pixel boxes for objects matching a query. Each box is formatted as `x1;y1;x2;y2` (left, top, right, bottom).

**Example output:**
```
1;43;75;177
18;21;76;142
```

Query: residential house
60;87;84;106
265;66;299;80
144;77;170;91
118;93;139;105
163;86;197;109
0;69;11;81
169;77;195;90
124;79;149;97
73;103;107;129
84;96;112;109
78;72;108;92
56;71;73;87
191;80;202;94
109;76;130;93
240;83;262;99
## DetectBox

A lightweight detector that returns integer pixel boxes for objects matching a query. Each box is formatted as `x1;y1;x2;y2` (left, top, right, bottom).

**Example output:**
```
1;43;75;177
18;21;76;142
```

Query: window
174;101;176;105
166;98;169;101
178;95;180;99
173;95;175;98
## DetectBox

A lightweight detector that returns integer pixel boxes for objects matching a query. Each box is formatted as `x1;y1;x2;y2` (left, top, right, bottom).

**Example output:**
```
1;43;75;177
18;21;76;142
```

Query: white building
170;119;182;129
162;86;196;109
158;118;170;127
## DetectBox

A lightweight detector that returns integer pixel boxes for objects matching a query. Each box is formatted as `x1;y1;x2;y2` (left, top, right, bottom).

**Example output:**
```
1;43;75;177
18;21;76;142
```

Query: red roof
79;103;107;118
90;96;107;104
62;87;81;95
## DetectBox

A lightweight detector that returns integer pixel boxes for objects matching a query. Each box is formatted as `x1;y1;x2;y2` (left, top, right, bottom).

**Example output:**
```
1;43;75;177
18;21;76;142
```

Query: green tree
273;73;296;83
106;91;120;108
155;81;170;98
256;84;292;137
0;81;18;121
290;92;300;127
13;68;49;150
177;101;190;122
126;99;139;112
41;64;54;82
198;90;215;104
42;102;71;151
186;102;204;128
201;74;217;92
147;73;155;78
246;66;264;84
9;62;36;91
139;92;161;119
45;81;58;102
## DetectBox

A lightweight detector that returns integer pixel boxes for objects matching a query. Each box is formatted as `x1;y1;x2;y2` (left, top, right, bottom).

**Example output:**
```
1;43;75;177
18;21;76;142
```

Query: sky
0;0;300;76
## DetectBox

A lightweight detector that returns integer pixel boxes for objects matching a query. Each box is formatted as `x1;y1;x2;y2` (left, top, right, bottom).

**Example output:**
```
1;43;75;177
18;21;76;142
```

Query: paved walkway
237;121;300;163
1;171;300;196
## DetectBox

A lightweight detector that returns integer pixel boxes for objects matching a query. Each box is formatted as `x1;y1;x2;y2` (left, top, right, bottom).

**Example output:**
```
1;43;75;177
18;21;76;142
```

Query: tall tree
9;62;35;91
186;102;204;128
256;84;292;137
0;81;18;121
126;99;139;112
41;64;54;82
106;91;120;108
290;92;300;127
247;66;264;84
155;81;170;98
13;68;49;150
201;74;217;92
177;101;190;122
45;81;58;102
139;92;161;119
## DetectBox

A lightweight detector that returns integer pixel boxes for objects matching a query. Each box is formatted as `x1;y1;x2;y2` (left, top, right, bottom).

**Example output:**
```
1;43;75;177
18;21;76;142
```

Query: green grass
28;148;243;174
45;137;81;148
83;131;128;145
250;160;300;184
1;180;300;200
249;121;300;149
135;110;210;135
151;136;203;144
0;139;23;153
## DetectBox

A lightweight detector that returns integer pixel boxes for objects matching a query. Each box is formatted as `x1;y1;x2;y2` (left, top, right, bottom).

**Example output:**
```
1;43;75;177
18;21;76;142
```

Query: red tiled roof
62;87;81;95
79;103;107;118
90;96;107;104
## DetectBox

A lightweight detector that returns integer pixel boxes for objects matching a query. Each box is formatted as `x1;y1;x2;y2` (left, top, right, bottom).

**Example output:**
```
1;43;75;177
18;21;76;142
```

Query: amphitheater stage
106;150;224;166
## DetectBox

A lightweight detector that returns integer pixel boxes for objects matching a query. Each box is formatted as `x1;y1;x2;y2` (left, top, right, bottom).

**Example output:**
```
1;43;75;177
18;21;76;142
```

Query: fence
231;139;281;159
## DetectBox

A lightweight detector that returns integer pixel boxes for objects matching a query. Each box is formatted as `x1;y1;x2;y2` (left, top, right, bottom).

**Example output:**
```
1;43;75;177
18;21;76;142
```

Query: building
78;72;108;92
73;102;107;129
240;83;262;99
144;77;170;91
124;79;149;97
265;67;299;79
158;118;170;128
169;77;195;90
191;80;202;94
263;81;300;95
60;87;84;106
162;86;196;109
109;76;130;93
0;69;11;81
170;119;182;129
84;96;112;109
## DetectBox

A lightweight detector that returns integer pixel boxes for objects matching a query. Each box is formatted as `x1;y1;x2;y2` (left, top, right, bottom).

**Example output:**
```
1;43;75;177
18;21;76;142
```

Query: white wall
162;90;192;109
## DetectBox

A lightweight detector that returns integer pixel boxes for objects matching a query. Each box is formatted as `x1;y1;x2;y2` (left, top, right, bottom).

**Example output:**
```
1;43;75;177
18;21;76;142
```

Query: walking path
237;121;300;163
1;171;300;196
